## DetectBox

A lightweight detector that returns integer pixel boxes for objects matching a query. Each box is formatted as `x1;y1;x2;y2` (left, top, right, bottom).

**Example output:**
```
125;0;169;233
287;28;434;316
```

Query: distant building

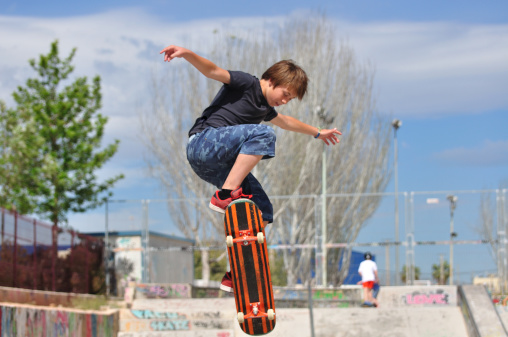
87;231;195;284
473;274;501;293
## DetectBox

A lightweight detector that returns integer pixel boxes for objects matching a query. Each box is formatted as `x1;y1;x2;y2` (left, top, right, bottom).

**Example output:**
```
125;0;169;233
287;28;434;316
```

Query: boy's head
262;60;308;100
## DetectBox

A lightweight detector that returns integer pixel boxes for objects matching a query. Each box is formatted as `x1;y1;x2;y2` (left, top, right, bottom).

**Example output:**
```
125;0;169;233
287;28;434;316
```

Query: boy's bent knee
252;124;276;144
257;124;276;138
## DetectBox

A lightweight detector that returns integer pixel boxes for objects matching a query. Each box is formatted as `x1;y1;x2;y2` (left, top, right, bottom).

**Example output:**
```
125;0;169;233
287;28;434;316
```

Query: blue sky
1;0;507;282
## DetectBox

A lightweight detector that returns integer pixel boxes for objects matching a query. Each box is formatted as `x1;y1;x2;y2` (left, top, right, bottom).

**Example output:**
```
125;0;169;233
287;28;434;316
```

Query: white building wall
114;236;142;281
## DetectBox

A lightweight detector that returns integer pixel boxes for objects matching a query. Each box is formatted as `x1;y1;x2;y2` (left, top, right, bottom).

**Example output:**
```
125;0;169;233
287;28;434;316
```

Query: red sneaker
209;187;252;214
220;271;234;293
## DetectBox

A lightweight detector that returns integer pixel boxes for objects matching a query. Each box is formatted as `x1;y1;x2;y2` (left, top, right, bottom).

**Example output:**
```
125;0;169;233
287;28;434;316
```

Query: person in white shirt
358;252;379;307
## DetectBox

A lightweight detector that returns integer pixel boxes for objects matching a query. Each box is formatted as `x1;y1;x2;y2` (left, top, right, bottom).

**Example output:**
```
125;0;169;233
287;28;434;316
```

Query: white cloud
2;8;507;202
2;10;507;119
433;139;508;166
337;21;508;116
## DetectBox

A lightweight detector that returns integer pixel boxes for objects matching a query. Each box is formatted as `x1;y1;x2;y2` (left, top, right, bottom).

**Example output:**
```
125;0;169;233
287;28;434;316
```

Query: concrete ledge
0;285;102;307
460;285;507;337
0;302;119;336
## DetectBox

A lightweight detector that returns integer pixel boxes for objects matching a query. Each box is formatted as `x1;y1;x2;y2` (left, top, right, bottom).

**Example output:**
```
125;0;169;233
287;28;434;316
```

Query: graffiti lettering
313;290;345;300
150;320;190;331
217;333;231;337
190;311;223;319
131;310;185;320
118;332;232;337
192;320;231;329
136;284;191;299
404;291;449;305
117;237;139;249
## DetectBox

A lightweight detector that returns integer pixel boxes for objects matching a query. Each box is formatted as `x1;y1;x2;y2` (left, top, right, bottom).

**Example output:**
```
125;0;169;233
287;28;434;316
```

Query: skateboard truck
237;302;275;323
226;230;264;247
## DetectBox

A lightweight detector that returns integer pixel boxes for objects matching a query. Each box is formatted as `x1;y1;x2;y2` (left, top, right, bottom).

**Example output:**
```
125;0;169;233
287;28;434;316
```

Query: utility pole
447;195;458;285
315;106;334;287
385;239;391;285
392;119;402;285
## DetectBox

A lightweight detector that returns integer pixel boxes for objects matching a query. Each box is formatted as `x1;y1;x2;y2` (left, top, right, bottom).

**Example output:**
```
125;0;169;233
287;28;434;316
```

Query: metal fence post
141;199;151;283
1;208;4;245
13;211;18;288
52;224;58;291
500;189;508;294
404;192;415;285
86;238;90;293
33;219;37;290
105;199;110;297
145;199;151;283
314;196;322;287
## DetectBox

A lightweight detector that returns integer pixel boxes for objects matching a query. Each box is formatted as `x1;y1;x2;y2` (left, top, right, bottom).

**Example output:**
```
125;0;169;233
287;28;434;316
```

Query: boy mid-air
160;45;342;292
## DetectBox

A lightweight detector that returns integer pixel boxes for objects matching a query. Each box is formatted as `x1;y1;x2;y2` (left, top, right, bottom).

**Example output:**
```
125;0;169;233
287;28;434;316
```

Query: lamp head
392;119;402;129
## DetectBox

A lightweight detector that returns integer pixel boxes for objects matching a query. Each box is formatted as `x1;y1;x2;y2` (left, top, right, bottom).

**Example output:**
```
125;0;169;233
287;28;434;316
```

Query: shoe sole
209;198;252;214
220;284;234;293
209;202;226;214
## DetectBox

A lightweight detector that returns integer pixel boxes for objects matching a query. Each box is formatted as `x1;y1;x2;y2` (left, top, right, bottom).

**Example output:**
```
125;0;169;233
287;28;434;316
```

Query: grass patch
70;296;120;310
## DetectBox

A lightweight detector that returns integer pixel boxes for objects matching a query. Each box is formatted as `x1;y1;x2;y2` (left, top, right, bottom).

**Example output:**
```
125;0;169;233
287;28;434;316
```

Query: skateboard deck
224;199;276;335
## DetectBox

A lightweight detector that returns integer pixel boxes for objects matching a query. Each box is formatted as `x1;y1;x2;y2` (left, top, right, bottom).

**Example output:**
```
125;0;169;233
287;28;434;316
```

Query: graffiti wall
0;302;119;337
118;331;233;337
272;286;362;308
495;303;508;330
119;299;235;337
378;286;458;307
135;284;192;299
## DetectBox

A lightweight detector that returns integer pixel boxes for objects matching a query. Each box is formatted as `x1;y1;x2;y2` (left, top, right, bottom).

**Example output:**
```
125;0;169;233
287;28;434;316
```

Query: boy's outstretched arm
160;45;230;84
271;113;342;146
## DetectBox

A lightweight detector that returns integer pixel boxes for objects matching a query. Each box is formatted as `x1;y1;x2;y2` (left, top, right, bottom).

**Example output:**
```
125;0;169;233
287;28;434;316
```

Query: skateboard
224;199;276;335
361;301;376;307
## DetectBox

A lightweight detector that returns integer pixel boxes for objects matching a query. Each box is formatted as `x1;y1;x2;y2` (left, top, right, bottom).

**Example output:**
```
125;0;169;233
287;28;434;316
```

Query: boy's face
265;79;297;107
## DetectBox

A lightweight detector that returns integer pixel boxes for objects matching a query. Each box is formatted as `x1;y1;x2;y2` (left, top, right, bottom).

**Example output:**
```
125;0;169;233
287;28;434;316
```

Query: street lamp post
447;195;458;285
392;119;402;285
315;106;334;287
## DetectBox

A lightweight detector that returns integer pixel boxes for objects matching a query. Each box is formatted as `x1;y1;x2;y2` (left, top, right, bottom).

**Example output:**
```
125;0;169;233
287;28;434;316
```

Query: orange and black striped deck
224;200;276;335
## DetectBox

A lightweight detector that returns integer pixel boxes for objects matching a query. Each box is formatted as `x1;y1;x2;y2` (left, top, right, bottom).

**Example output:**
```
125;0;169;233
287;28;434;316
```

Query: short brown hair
262;60;308;100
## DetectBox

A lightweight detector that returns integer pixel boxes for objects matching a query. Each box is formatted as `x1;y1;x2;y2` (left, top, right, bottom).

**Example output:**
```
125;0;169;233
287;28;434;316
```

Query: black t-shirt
188;71;278;136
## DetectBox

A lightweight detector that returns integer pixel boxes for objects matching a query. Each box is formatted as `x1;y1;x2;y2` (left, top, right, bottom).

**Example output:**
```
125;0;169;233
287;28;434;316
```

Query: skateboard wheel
257;232;264;244
226;236;233;247
237;312;245;323
267;309;275;320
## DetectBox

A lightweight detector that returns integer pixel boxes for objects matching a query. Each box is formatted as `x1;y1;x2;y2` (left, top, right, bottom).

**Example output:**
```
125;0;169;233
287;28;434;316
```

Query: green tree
432;260;450;285
401;264;421;283
0;100;44;213
0;40;123;225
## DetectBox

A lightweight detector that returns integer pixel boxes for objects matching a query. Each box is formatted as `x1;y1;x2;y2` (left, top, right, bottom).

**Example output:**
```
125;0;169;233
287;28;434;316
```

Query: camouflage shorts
186;125;275;222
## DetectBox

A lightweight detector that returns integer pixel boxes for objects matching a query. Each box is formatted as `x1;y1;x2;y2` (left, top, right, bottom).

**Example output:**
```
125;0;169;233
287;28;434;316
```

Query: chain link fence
103;189;507;292
0;208;105;294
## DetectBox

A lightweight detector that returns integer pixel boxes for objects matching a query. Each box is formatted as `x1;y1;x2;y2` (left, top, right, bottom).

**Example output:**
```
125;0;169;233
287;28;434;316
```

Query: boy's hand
318;128;342;146
160;45;188;62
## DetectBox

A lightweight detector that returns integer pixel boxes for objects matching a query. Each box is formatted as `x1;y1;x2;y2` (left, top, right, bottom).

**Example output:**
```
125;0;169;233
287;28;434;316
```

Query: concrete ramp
118;296;470;337
238;307;468;337
460;285;507;337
